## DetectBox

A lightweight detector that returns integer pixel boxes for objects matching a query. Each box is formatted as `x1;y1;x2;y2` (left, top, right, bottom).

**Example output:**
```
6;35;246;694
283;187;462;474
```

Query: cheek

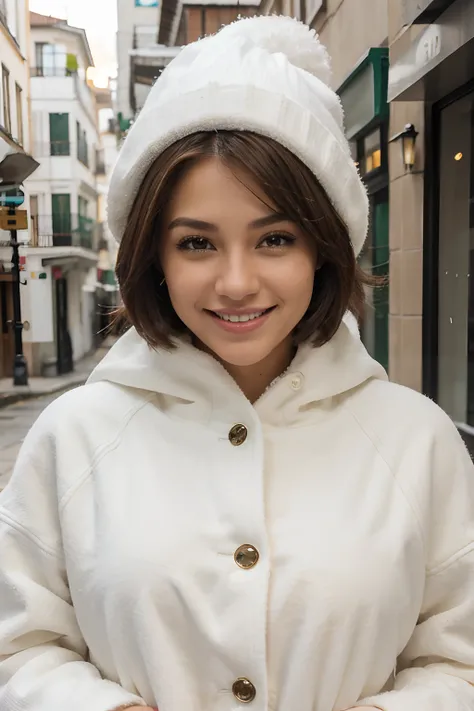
274;253;315;302
165;262;210;314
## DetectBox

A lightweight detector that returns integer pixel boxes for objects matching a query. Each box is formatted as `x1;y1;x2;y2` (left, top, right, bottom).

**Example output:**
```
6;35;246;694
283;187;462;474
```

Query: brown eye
259;233;296;248
177;237;214;251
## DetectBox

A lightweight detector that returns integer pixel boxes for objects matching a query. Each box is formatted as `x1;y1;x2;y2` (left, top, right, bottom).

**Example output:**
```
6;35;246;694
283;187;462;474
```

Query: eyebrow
167;213;291;231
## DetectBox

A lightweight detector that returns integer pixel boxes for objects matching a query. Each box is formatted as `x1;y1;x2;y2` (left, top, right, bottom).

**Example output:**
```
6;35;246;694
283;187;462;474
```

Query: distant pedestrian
1;15;474;711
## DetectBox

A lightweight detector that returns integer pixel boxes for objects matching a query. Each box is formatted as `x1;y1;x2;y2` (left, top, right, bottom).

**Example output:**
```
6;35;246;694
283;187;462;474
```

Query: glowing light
454;152;463;161
87;67;109;89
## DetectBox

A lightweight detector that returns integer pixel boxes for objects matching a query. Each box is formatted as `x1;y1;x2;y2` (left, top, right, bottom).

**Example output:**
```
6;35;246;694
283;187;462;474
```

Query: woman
1;15;473;711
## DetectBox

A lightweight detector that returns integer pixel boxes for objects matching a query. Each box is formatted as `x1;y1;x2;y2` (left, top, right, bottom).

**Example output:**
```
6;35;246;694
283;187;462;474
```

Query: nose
214;254;260;301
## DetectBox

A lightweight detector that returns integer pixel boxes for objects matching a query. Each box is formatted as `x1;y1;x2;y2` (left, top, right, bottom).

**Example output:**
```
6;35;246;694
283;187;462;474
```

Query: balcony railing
33;141;71;157
30;66;75;77
30;214;98;251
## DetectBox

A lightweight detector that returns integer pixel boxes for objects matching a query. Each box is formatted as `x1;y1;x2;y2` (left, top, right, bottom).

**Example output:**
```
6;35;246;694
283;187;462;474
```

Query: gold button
232;678;256;703
234;544;259;569
229;424;248;446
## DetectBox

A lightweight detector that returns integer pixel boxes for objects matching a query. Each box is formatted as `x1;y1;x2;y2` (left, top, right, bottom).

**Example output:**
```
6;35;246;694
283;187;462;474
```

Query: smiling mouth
207;307;276;323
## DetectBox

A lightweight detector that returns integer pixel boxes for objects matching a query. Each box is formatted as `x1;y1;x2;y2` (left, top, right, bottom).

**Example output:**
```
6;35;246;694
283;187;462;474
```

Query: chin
204;339;279;368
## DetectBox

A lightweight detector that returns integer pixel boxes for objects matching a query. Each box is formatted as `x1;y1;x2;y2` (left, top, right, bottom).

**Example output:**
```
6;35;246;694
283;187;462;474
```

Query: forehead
166;156;277;220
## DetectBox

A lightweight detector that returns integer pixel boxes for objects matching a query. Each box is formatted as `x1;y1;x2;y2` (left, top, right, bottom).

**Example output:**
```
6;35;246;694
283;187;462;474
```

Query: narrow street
0;390;76;491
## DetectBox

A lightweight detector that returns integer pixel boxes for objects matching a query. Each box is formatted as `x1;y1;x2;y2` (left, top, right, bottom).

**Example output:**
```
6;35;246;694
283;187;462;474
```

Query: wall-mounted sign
135;0;158;6
0;208;28;231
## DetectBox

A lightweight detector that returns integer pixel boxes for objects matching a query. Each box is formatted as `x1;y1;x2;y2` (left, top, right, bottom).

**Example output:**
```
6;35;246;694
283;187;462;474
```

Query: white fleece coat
0;322;474;711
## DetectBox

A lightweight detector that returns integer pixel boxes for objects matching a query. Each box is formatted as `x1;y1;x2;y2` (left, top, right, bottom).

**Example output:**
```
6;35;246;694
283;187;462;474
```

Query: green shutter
50;113;70;156
52;194;71;244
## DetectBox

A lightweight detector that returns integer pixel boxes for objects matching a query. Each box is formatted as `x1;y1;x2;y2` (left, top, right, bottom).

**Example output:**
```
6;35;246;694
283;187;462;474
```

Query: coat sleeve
0;407;147;711
358;409;474;711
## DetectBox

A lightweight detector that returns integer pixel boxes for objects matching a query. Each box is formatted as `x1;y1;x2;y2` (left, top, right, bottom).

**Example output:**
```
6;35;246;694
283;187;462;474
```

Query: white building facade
0;0;33;380
22;13;100;376
116;0;161;124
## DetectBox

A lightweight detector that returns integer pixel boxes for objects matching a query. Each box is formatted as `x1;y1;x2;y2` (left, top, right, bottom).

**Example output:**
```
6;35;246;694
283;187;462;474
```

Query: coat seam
0;507;59;559
427;540;474;576
59;393;157;513
342;400;426;557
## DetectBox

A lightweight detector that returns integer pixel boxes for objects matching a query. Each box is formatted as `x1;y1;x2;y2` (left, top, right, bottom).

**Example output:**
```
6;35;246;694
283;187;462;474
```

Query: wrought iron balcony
29;214;98;251
33;141;71;157
30;66;75;77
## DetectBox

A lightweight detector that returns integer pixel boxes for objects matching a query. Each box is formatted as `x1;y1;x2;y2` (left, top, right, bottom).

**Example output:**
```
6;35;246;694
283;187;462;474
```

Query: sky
29;0;118;83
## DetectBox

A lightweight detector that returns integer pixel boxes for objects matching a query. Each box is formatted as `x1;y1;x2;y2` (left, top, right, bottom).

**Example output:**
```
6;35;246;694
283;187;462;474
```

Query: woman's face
159;157;317;368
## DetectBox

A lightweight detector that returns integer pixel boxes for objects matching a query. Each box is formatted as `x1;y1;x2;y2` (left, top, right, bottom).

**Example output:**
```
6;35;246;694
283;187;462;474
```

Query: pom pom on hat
218;15;332;87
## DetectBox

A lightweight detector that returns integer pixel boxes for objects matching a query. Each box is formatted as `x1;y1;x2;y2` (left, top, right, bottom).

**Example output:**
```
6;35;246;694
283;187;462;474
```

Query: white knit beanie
107;15;369;256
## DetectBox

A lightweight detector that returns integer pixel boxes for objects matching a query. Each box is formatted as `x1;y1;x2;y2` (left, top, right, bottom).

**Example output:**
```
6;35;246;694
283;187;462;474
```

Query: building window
1;64;11;134
34;43;68;77
76;121;89;167
437;89;474;429
15;83;23;145
0;0;7;28
78;196;93;249
353;123;389;371
359;189;389;372
363;128;382;174
49;113;70;155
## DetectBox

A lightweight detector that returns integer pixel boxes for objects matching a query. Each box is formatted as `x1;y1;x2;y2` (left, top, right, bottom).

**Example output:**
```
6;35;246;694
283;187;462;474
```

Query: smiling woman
116;130;372;397
1;15;474;711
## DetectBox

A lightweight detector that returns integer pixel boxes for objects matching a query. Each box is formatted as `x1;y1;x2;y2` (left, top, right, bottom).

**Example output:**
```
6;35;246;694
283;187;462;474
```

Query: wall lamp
389;123;419;171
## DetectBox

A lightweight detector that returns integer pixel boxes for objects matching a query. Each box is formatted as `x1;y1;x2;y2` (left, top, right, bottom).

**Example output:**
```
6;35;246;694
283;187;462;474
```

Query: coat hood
88;316;387;424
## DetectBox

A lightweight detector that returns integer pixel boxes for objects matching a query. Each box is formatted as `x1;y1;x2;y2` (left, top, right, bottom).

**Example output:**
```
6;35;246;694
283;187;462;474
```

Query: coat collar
88;320;387;426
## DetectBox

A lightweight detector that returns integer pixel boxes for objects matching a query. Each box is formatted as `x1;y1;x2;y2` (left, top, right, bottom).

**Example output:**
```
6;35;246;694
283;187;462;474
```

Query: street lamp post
0;145;39;387
10;224;28;385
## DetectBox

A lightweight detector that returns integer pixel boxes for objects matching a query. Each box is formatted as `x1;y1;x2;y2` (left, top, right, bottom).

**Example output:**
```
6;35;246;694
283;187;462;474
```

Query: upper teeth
217;311;265;322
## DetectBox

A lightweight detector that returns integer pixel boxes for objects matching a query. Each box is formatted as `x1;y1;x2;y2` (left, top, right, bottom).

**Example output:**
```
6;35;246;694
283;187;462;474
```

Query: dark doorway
55;277;73;375
0;277;14;379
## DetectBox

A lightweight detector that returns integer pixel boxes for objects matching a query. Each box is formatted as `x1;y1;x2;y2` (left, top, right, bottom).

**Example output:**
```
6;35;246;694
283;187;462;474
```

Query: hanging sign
0;208;28;231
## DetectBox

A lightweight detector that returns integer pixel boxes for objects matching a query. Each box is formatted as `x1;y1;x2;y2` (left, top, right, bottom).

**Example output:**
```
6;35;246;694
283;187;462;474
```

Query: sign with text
135;0;158;6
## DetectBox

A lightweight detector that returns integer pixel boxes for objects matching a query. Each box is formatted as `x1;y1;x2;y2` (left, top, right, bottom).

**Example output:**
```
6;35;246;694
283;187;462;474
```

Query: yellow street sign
0;209;28;231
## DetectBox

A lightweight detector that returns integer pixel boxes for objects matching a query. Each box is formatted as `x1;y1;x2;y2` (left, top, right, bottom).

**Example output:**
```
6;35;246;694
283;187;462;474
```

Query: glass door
437;89;474;429
359;187;389;371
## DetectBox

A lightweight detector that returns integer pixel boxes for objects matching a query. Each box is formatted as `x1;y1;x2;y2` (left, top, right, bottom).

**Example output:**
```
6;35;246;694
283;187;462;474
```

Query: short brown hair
115;130;373;349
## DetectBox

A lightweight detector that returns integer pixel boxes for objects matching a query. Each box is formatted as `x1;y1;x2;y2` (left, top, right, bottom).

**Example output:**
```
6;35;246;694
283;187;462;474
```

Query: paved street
0;340;115;492
0;392;65;491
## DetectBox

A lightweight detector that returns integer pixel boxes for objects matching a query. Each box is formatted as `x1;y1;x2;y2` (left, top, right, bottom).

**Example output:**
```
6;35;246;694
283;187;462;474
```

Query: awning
0;137;39;188
388;0;474;102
